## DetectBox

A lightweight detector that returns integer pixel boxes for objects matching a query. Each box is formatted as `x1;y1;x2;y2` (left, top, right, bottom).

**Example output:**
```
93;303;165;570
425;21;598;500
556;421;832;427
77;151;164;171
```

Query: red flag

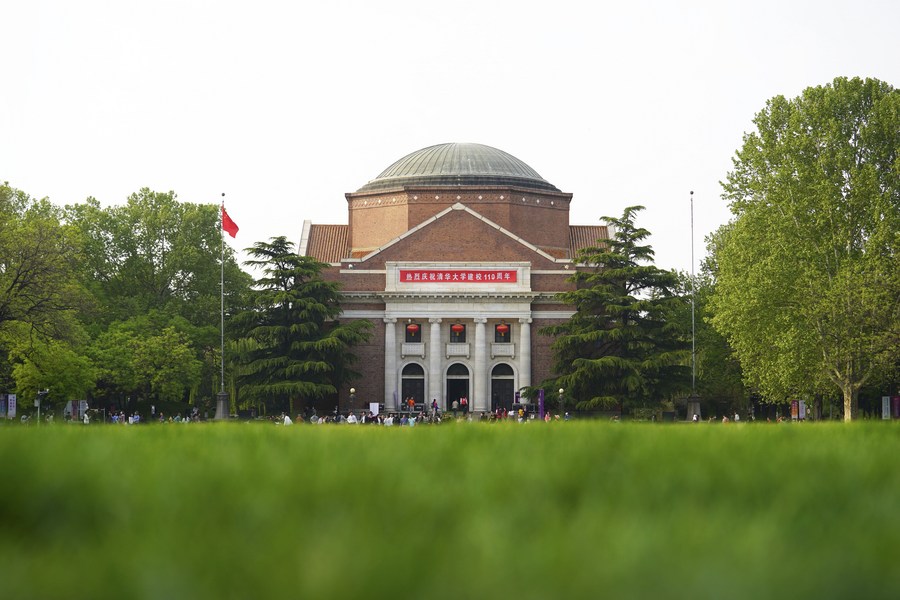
221;205;239;238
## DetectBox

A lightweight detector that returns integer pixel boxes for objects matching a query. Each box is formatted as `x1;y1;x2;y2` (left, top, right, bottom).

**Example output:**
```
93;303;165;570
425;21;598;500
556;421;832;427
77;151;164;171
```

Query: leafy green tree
0;183;87;339
711;77;899;421
65;190;252;406
5;321;96;406
541;206;690;412
235;237;372;414
89;313;203;408
65;190;251;331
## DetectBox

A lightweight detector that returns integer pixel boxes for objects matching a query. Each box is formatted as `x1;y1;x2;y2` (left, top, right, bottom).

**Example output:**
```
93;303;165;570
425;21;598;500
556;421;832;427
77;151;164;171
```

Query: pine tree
542;206;690;412
235;237;372;414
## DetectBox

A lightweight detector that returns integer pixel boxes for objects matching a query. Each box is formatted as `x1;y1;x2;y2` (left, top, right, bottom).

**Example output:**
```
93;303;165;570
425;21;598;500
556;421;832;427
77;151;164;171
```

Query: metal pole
691;191;695;398
215;194;230;420
220;195;225;395
686;190;702;421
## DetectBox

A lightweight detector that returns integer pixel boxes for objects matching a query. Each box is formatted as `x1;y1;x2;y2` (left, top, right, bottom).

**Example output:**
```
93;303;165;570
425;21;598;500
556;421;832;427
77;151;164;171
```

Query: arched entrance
491;363;515;411
446;363;470;412
401;363;425;411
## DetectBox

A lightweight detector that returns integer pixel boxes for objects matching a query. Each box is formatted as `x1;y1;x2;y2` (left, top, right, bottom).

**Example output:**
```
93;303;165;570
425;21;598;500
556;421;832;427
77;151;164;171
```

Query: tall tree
65;190;252;407
65;190;251;330
0;183;86;339
235;237;372;414
88;312;203;407
6;321;96;406
541;206;690;412
711;77;900;421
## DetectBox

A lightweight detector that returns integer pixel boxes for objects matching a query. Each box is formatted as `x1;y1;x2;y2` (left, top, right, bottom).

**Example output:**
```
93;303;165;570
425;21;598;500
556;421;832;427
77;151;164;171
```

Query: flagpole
216;193;228;420
688;190;700;421
692;189;697;385
220;193;225;394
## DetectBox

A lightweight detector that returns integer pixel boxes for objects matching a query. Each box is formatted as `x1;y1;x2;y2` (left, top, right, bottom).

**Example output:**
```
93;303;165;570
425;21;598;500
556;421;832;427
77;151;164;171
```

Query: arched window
403;363;425;377
491;363;514;377
447;363;469;377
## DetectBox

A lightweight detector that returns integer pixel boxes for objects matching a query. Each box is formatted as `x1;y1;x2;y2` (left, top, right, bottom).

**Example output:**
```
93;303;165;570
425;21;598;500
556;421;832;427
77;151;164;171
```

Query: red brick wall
347;188;573;258
530;317;565;386
339;316;386;411
348;200;409;253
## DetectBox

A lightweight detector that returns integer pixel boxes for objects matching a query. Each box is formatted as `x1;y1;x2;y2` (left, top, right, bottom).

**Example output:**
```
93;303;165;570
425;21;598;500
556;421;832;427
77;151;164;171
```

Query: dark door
491;378;515;411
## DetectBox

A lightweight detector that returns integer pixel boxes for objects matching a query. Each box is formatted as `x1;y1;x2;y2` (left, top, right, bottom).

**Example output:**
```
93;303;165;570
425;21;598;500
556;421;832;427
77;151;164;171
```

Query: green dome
357;143;559;193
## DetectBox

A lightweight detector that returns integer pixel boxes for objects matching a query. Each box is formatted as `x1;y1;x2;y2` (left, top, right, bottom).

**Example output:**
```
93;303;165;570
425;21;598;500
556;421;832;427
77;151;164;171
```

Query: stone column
473;317;488;413
518;317;532;391
384;318;398;411
429;318;442;409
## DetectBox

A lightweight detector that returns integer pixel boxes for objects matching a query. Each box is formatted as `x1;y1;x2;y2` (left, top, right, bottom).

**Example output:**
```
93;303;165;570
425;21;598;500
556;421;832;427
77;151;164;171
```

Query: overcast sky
3;0;898;274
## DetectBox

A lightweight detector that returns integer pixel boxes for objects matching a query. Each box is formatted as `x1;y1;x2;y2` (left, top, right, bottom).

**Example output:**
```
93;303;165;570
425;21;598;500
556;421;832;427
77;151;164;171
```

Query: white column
384;318;398;410
428;318;442;409
518;317;532;391
473;317;488;413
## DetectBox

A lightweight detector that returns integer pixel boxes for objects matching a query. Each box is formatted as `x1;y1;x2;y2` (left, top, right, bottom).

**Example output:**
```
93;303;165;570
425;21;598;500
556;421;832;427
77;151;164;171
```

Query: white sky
3;0;898;274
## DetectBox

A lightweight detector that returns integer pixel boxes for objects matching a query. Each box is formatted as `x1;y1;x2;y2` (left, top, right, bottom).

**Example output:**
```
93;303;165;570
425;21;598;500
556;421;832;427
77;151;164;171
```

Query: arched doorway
446;363;470;412
491;363;515;411
401;363;425;411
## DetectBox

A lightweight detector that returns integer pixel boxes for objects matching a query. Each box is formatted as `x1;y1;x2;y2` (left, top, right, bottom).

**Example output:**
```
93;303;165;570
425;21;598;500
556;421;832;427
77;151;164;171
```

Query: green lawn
1;421;898;599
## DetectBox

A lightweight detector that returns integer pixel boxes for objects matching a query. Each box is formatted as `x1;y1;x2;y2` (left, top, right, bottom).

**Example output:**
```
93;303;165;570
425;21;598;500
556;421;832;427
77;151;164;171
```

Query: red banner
400;269;517;283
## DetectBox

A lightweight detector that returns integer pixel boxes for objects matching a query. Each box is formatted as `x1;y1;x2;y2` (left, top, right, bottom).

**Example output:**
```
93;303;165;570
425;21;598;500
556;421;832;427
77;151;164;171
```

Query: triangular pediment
351;203;563;267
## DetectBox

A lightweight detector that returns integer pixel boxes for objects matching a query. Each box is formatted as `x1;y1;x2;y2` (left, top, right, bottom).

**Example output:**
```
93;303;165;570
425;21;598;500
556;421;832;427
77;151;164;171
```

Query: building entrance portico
379;261;536;413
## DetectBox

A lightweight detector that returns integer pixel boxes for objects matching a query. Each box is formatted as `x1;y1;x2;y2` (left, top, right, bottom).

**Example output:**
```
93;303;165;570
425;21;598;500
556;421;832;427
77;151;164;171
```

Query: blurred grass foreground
1;421;898;600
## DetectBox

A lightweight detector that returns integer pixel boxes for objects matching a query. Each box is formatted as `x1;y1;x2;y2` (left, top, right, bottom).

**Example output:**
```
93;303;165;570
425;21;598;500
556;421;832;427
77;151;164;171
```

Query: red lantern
407;323;419;333
451;323;465;333
497;323;509;334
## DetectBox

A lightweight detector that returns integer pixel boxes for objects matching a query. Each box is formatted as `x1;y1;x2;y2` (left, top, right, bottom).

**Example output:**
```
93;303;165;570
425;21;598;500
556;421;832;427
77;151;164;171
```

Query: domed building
299;143;608;415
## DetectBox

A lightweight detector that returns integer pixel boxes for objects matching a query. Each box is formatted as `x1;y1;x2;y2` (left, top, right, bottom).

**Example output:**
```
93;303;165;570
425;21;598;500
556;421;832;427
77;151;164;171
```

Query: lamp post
349;388;356;417
558;388;565;417
36;390;49;426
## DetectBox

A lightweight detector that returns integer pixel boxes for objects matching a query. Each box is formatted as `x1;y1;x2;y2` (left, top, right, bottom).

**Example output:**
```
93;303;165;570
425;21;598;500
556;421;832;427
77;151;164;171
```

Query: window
494;321;511;343
450;322;466;343
405;322;422;343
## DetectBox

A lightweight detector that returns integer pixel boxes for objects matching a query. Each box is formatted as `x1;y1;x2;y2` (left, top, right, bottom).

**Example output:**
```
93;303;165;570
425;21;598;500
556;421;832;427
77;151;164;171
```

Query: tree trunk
842;385;858;422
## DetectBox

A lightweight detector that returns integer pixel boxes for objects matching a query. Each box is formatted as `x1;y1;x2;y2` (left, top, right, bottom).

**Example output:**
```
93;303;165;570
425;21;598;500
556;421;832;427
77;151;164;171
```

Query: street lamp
558;388;565;416
36;390;49;426
349;388;356;416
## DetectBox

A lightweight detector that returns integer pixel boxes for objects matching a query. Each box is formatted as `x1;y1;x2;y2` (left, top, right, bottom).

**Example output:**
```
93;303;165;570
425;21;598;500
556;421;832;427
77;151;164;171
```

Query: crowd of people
275;404;572;426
